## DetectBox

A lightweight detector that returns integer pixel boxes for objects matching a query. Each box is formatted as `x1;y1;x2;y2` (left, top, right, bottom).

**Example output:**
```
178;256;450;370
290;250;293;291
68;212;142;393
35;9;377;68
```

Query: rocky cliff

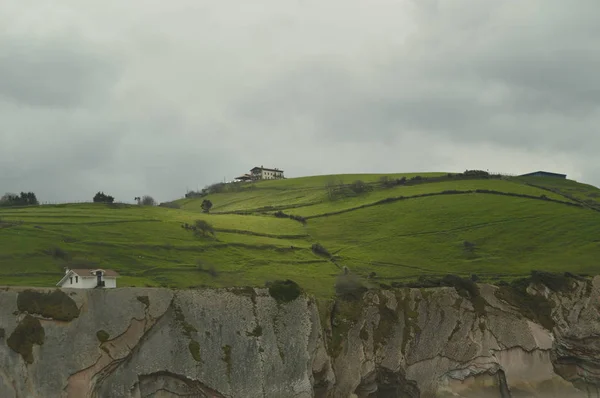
0;274;599;398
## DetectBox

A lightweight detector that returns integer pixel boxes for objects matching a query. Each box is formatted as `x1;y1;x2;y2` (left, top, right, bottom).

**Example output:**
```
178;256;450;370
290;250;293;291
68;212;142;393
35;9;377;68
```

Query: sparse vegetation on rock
222;345;233;377
17;290;80;322
96;330;110;342
268;280;302;303
137;296;150;307
7;315;45;364
189;340;202;362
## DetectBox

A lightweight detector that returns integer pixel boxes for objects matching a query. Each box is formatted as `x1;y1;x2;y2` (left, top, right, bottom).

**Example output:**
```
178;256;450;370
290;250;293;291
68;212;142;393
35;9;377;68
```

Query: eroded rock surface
0;276;598;397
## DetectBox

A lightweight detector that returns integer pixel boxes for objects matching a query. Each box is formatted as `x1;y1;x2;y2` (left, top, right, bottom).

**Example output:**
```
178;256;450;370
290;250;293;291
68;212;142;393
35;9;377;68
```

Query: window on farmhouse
70;277;73;284
75;276;78;283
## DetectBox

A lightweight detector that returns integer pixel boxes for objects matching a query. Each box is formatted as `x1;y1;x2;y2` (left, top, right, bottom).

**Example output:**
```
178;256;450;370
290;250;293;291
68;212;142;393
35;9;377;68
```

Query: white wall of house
59;272;117;289
253;168;284;180
61;273;88;288
103;278;117;288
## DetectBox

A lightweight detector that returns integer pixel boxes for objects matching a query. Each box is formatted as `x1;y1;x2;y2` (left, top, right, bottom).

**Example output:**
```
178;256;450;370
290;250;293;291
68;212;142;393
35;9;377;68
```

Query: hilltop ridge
1;171;599;296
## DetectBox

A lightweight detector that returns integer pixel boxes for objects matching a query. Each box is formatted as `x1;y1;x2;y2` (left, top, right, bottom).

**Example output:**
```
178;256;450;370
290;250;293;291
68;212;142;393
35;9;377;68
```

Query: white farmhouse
56;268;120;289
250;166;284;180
235;166;285;182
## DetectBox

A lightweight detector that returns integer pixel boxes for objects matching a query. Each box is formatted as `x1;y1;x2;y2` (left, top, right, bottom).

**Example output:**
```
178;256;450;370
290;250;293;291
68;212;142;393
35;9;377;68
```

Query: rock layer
0;276;599;397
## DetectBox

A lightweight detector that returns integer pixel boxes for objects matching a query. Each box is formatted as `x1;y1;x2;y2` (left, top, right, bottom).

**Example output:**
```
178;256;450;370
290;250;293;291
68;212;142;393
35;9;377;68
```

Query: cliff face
0;276;599;398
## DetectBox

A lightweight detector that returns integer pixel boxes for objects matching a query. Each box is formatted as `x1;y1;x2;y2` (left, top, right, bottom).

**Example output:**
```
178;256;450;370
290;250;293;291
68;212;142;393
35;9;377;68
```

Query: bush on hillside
268;280;302;303
379;176;394;188
137;195;157;206
194;220;215;237
441;274;480;299
273;211;306;224
349;180;372;194
274;211;287;218
462;169;490;178
291;214;306;224
196;260;219;278
463;241;476;252
159;201;181;209
93;192;114;204
200;181;247;196
335;272;367;301
185;190;206;199
325;179;351;200
44;247;70;261
311;243;331;258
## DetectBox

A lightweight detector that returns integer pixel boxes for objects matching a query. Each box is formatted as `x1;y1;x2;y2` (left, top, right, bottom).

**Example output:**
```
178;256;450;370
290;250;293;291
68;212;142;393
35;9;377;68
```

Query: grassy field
1;172;599;297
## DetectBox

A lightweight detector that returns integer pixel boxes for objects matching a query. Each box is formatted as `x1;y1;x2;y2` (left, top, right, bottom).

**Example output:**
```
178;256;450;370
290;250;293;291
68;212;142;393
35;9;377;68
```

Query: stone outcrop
0;275;599;397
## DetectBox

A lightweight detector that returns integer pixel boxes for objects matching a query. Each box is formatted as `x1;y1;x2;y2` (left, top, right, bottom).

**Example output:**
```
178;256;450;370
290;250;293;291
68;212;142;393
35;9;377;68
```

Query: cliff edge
0;275;599;397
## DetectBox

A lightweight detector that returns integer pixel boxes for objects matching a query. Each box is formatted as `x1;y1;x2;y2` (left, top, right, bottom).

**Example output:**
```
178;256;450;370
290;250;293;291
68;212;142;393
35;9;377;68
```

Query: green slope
1;172;599;297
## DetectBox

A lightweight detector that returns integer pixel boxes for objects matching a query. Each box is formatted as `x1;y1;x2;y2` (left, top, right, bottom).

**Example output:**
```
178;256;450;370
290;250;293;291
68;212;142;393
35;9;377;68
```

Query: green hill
1;172;599;297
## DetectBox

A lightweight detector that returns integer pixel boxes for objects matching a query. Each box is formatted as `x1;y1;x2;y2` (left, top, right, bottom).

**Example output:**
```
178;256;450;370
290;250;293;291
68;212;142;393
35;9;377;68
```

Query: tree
20;192;38;205
139;195;156;206
201;199;213;213
93;192;114;203
0;192;38;207
0;193;18;206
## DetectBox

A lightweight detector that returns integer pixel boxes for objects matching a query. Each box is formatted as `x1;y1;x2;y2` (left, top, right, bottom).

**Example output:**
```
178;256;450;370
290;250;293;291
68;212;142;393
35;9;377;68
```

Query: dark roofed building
234;174;253;182
520;171;567;179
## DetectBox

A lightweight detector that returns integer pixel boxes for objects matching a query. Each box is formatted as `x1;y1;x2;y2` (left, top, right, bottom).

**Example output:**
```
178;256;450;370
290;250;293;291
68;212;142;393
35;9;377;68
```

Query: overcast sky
1;0;599;203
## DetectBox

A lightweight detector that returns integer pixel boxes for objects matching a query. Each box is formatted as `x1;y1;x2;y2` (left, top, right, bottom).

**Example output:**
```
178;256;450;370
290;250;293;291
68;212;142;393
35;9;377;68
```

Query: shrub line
306;189;584;220
214;228;308;239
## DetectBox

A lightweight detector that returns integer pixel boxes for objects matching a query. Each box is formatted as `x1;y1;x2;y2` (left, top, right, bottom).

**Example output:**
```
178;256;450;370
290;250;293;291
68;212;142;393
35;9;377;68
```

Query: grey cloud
1;0;599;203
234;0;600;155
0;34;119;107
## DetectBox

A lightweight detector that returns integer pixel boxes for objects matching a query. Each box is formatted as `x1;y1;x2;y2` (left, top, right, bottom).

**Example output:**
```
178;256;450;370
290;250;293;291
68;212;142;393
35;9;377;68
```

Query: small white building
56;268;120;289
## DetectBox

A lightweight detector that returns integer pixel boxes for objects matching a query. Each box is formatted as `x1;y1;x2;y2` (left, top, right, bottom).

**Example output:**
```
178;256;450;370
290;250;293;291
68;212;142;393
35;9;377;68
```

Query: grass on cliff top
1;172;599;297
